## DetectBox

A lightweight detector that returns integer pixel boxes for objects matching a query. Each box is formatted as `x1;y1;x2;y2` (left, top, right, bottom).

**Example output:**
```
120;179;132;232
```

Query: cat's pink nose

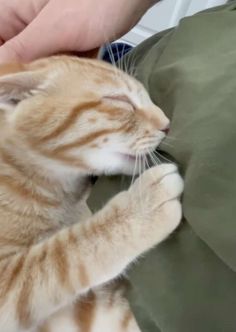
160;123;170;134
162;127;169;134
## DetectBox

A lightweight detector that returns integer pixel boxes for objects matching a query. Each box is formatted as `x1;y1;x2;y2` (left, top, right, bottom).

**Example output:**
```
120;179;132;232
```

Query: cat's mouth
119;153;137;162
117;153;148;164
108;152;148;175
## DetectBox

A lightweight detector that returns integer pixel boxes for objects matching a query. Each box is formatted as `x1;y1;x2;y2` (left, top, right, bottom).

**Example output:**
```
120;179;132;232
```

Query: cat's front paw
128;163;184;253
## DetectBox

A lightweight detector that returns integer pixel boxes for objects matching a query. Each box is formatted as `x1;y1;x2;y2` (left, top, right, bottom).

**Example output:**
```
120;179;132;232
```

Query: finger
0;3;26;43
0;3;69;62
0;0;49;48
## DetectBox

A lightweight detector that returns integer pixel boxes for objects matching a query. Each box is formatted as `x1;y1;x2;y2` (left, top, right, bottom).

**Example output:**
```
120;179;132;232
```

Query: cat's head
0;56;169;177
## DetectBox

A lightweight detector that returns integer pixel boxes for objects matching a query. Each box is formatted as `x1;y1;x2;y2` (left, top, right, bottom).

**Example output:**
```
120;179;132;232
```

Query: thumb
0;5;69;63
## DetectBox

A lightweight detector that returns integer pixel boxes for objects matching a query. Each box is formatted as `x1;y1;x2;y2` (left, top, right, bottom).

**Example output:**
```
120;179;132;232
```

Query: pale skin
0;0;158;62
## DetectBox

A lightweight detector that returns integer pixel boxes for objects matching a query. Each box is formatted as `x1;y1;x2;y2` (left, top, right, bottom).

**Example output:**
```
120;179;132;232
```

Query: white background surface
121;0;227;45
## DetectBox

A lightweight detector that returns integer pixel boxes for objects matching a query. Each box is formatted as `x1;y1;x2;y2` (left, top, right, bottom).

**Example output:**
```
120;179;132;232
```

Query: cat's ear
0;63;44;104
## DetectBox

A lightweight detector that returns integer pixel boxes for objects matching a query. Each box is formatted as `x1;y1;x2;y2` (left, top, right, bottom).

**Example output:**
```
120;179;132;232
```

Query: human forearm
0;0;160;62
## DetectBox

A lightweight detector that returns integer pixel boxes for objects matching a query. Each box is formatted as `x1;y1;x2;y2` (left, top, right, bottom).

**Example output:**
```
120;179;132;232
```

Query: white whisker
138;154;144;213
165;136;178;141
149;152;160;166
153;150;173;164
161;141;173;148
130;153;138;187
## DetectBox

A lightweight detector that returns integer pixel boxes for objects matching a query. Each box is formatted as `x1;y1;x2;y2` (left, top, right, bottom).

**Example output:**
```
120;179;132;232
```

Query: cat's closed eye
8;98;21;105
102;95;135;111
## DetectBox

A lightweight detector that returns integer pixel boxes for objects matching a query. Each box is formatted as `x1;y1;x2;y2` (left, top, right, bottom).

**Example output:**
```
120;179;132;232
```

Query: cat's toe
159;172;184;201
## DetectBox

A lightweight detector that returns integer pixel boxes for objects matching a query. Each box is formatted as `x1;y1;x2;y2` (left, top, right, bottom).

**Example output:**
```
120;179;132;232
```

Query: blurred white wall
122;0;227;45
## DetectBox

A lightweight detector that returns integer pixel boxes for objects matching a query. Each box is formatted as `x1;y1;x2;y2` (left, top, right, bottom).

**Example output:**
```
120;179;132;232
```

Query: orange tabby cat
0;56;183;332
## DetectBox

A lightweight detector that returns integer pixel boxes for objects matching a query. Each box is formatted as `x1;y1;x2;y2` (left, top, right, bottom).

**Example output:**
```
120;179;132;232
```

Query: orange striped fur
0;56;183;332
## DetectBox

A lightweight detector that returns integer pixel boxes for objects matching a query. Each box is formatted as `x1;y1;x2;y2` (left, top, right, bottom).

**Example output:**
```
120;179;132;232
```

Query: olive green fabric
89;2;236;331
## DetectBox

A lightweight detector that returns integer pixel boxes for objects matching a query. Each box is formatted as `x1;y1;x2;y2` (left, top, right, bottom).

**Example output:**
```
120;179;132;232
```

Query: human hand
0;0;154;63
